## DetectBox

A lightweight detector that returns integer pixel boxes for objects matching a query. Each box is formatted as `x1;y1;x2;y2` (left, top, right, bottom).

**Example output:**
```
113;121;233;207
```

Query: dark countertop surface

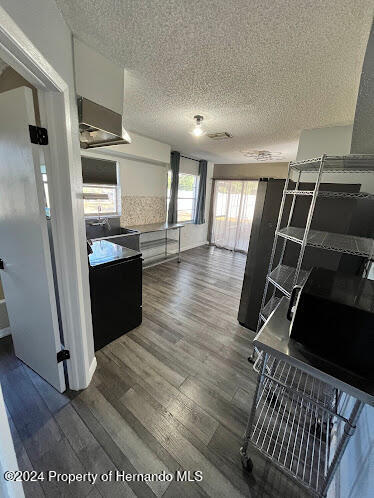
89;240;141;268
254;297;374;406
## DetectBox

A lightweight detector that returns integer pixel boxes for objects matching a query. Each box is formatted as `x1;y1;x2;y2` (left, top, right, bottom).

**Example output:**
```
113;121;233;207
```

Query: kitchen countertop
121;222;184;234
89;240;141;268
254;297;374;406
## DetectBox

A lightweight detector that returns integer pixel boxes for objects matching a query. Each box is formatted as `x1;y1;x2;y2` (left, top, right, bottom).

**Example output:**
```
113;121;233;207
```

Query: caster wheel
240;448;253;473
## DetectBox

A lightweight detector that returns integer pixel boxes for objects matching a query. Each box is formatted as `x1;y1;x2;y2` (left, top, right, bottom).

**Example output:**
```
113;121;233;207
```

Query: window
167;172;198;222
83;184;120;216
212;180;258;253
81;157;120;216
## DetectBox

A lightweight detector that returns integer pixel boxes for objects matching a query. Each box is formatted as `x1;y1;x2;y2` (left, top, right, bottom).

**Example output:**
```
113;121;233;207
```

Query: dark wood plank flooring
0;246;307;497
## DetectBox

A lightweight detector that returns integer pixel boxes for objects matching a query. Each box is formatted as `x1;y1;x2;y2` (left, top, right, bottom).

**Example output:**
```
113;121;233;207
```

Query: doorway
211;180;258;253
0;84;68;391
0;19;95;392
0;8;96;495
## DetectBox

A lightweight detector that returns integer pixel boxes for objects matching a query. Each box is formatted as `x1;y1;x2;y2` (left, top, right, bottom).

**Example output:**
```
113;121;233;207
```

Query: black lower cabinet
89;248;142;351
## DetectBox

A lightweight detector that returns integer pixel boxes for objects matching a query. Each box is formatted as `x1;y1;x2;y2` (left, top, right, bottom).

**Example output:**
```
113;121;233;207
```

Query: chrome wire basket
241;352;363;497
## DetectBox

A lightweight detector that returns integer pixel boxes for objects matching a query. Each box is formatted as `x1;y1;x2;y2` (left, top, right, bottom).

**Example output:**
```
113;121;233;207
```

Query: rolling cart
241;298;374;497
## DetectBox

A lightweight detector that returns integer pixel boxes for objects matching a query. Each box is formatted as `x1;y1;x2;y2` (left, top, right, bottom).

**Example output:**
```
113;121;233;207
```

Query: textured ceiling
56;0;373;163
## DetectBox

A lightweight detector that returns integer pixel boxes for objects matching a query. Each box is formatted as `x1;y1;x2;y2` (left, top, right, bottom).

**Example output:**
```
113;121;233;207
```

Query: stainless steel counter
123;222;184;234
254;297;374;406
122;222;184;268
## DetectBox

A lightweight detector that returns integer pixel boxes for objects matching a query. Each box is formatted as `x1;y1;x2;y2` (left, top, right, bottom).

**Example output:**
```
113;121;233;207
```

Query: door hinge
57;349;70;363
29;125;48;145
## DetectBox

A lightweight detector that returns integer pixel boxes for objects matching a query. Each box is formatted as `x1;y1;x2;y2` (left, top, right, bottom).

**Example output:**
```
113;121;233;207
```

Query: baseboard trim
0;327;11;339
180;240;209;252
0;300;10;331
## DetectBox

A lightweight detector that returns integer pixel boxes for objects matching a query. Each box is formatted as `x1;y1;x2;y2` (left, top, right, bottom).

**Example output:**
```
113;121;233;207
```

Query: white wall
296;125;353;161
83;149;167;198
351;23;374;154
0;1;75;87
295;124;374;193
119;158;167;198
0;384;24;498
73;38;124;114
107;132;171;164
328;405;374;498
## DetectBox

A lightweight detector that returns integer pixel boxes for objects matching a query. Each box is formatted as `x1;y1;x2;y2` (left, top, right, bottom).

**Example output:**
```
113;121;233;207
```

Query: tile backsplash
121;196;166;226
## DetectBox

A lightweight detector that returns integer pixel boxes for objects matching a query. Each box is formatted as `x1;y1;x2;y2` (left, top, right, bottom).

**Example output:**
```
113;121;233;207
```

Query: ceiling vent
207;132;233;140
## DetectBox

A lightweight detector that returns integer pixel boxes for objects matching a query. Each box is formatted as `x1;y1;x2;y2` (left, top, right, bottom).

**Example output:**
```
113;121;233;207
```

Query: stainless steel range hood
78;96;131;149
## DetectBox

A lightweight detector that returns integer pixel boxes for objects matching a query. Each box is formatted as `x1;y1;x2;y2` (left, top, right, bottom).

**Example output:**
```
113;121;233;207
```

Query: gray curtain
194;160;207;224
167;151;180;224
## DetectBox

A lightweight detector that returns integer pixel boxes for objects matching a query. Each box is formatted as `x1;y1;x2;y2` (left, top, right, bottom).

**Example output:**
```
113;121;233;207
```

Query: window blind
179;157;198;176
81;156;117;185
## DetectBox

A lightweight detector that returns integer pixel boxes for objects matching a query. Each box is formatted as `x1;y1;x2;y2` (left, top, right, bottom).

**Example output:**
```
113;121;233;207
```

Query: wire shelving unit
241;350;364;497
255;154;374;337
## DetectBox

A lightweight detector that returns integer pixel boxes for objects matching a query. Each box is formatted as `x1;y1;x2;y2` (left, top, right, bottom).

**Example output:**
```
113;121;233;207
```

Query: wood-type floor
0;246;308;497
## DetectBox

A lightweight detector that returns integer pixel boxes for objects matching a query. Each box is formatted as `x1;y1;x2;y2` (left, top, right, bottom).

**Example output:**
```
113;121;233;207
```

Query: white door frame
0;7;96;390
0;384;24;498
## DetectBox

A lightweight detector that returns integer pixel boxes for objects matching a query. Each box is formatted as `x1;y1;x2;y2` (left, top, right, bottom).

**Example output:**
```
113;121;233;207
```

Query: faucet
88;205;111;230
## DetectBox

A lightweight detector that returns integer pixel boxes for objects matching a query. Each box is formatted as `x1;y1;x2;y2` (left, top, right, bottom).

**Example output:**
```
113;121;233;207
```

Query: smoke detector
207;132;233;140
241;150;283;161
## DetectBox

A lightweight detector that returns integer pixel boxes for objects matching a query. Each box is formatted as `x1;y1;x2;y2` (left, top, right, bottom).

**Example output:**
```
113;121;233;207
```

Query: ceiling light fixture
241;150;283;161
192;115;204;137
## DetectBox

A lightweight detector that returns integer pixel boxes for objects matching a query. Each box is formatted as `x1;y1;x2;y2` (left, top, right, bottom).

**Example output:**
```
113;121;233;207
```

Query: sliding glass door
211;180;258;253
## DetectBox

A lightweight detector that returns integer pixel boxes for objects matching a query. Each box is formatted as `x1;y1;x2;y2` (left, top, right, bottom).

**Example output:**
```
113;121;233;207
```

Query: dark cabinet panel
238;179;362;332
89;257;142;350
238;179;286;330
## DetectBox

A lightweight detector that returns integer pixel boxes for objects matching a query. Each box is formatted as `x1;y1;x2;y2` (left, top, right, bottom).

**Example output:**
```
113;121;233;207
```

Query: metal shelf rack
256;154;374;335
285;189;374;200
140;237;178;250
241;350;364;497
277;227;373;258
260;296;282;322
267;264;310;298
129;222;184;269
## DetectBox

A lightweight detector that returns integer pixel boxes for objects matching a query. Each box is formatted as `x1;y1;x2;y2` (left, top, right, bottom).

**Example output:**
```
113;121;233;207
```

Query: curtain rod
212;177;270;181
180;154;200;162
